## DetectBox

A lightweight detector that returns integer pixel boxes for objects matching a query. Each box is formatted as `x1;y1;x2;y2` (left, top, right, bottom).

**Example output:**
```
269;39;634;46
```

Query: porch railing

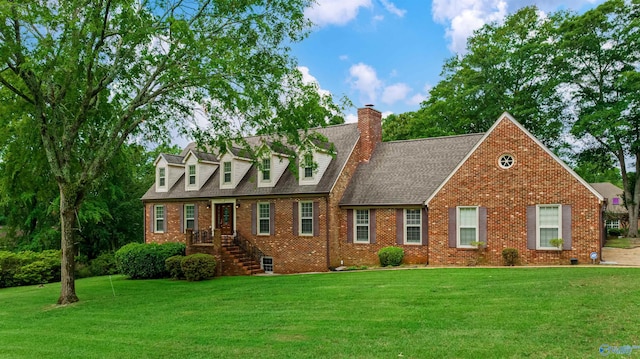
233;232;264;265
190;229;213;244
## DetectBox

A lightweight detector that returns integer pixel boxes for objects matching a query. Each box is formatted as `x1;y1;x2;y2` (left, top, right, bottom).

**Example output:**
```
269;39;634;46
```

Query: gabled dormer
298;140;334;186
182;150;218;191
154;154;184;192
219;148;252;190
257;143;291;188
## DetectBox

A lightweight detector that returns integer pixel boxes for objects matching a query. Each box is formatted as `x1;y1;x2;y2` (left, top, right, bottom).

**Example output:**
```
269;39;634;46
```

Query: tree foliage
0;0;344;303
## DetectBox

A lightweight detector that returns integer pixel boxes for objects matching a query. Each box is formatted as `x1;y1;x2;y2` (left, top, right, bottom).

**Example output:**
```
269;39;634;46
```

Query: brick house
142;107;605;274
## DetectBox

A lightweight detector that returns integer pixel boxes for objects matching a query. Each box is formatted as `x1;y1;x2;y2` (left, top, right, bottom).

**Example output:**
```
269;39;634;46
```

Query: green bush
115;242;186;279
502;248;519;266
181;254;216;281
0;250;61;287
14;261;53;285
165;255;185;280
89;252;117;276
377;246;404;267
608;228;622;237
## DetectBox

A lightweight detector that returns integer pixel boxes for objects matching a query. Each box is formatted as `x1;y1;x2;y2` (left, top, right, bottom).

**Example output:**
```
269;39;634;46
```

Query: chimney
357;104;382;162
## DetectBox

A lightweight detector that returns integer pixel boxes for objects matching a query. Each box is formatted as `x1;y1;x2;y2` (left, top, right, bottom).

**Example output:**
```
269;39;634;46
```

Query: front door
217;203;234;235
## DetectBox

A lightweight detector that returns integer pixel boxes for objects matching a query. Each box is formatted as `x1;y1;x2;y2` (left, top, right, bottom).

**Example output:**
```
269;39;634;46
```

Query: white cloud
348;62;382;104
339;54;349;61
345;113;359;123
298;66;332;98
431;0;601;53
373;14;385;22
305;0;372;27
379;0;407;17
381;111;393;119
382;83;412;105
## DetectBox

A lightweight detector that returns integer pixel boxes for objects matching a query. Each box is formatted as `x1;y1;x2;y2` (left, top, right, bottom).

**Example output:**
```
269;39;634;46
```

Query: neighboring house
590;182;635;231
142;107;605;273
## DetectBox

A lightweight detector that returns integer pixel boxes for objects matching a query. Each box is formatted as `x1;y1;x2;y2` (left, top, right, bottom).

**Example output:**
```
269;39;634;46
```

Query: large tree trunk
57;185;80;305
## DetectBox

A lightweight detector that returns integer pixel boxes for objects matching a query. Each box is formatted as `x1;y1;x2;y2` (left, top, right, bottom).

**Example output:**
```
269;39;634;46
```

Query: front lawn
1;268;638;358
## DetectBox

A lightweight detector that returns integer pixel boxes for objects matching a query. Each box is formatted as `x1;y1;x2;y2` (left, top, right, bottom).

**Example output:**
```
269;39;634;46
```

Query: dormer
257;143;291;188
154;154;184;192
182;150;218;191
219;148;252;190
298;140;334;186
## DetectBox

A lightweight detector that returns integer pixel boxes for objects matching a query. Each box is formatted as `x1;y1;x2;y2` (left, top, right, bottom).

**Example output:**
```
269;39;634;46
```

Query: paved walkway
601;247;640;266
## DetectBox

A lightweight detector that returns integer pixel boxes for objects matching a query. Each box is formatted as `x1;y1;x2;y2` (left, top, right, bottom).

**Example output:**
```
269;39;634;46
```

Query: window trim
154;205;165;233
261;256;274;273
404;208;422;245
187;164;197;187
257;202;271;236
536;204;562;250
299;201;313;236
184;204;195;233
457;206;479;248
158;167;166;188
261;158;271;182
223;161;232;184
302;154;314;179
354;209;370;243
498;154;515;169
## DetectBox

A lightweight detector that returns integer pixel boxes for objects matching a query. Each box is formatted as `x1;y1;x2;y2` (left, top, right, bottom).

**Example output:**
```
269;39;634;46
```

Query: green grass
605;237;633;248
1;268;639;358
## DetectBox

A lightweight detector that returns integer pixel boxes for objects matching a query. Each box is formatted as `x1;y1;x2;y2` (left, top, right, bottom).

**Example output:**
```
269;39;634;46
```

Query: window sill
403;242;422;246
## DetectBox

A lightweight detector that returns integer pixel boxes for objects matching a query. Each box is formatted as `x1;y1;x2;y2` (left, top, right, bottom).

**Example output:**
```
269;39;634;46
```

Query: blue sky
294;0;606;122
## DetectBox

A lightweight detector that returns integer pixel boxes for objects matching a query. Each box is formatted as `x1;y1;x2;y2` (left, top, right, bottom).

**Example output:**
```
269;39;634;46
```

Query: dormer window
223;161;232;183
188;165;196;186
158;167;166;187
262;158;271;182
303;154;313;179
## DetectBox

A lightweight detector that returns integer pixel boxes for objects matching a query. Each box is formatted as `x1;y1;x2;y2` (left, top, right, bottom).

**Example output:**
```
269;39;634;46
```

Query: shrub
89;253;117;276
377;246;404;267
181;254;216;281
502;248;519;266
0;250;61;288
608;228;622;237
14;261;53;285
165;255;185;280
115;242;186;279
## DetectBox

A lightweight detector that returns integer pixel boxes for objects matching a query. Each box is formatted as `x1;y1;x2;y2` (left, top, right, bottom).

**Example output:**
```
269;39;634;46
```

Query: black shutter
448;207;456;248
478;207;487;247
562;205;572;250
163;205;167;232
292;202;298;236
396;209;403;245
370;209;377;244
149;205;154;233
194;204;199;231
346;209;353;243
313;202;320;237
421;208;428;246
270;202;275;235
179;205;184;233
251;203;257;235
527;206;536;249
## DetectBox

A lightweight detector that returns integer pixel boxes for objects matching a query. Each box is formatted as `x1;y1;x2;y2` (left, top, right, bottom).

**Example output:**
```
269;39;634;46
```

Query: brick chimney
357;105;382;162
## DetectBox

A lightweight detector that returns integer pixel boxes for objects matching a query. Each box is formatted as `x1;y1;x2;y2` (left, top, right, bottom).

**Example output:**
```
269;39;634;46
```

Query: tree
0;0;343;304
420;7;567;147
555;0;640;237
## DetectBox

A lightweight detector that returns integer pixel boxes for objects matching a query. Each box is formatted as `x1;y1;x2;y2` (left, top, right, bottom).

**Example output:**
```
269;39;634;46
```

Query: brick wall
144;200;212;244
428;117;602;265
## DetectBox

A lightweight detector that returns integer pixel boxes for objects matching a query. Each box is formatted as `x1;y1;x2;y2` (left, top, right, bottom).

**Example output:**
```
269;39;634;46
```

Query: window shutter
313;201;320;237
562;205;572;250
478;207;487;247
251;203;257;236
395;209;403;245
346;209;353;243
270;202;275;235
292;202;298;236
421;208;428;246
370;209;377;244
149;205;154;233
527;206;536;249
163;205;167;232
448;207;456;248
194;204;199;231
180;205;184;233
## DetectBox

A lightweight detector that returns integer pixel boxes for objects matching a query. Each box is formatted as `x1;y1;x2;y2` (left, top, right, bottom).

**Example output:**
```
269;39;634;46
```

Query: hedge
0;250;61;288
115;242;186;279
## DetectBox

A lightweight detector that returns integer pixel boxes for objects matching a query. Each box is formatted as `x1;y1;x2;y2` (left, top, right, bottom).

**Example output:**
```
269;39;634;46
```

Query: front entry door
217;204;234;235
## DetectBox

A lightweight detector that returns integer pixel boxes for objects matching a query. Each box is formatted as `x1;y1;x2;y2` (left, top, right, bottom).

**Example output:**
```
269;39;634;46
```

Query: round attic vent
498;154;515;169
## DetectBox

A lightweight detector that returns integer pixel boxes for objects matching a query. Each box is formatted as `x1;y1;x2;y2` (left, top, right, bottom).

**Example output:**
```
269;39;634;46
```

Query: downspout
326;195;331;270
600;199;607;262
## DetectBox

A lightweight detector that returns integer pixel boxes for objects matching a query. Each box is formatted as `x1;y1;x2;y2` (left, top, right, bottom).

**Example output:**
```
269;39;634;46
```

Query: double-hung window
537;205;561;249
258;202;270;235
303;154;314;179
262;158;271;182
155;205;165;233
223;161;232;183
188;165;196;186
300;202;313;235
158;168;166;187
405;209;421;244
184;204;195;231
458;207;478;247
355;209;370;243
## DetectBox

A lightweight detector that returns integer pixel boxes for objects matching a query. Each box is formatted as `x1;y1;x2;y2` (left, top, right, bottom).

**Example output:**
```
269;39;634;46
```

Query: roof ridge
383;132;484;145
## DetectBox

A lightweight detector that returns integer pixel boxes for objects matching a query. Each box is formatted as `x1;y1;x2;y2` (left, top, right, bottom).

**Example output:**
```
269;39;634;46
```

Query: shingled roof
141;122;360;200
339;133;485;206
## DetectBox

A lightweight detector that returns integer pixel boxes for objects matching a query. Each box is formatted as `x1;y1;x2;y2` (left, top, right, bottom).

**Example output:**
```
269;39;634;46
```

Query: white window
262;158;271;182
405;209;421;244
184;204;195;232
223;161;232;183
300;202;313;235
258;202;270;235
303;154;313;179
606;220;620;229
458;207;478;247
262;257;274;273
158;167;166;187
155;205;164;233
355;209;370;243
537;205;561;249
188;165;196;186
